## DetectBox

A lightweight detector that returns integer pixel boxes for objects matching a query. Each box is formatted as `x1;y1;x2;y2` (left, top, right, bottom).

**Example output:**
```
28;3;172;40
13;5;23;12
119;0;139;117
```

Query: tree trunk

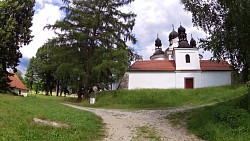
77;85;82;101
242;65;249;83
50;88;53;96
56;80;59;96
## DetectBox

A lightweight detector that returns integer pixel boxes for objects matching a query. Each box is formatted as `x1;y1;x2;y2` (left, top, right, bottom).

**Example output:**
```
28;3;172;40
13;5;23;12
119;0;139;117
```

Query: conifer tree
46;0;137;99
0;0;35;92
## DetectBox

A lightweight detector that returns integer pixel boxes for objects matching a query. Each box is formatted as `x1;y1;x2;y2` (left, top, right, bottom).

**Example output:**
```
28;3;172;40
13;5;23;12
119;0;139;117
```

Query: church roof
200;60;231;71
128;60;231;71
8;73;29;90
128;60;176;71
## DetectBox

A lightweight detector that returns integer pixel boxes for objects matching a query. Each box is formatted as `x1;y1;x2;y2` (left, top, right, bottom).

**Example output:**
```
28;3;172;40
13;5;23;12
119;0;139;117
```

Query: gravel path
64;104;203;141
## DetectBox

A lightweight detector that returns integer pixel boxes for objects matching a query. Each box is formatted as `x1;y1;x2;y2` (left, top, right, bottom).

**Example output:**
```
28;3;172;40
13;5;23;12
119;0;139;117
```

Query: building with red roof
125;25;231;89
8;73;29;96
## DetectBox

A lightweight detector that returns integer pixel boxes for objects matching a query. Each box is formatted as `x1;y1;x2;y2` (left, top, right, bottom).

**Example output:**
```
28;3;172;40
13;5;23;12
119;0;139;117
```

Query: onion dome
178;24;191;48
169;29;178;41
153;49;164;55
178;25;186;33
190;35;197;48
179;41;191;48
152;34;164;55
155;36;162;47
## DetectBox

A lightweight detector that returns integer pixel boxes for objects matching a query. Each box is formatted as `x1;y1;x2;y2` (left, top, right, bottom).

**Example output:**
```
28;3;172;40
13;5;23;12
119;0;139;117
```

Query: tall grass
77;85;247;109
0;94;105;141
186;95;250;141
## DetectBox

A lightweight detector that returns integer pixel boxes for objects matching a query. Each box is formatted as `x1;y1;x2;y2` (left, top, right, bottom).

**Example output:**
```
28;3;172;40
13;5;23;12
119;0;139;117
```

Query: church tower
165;25;178;60
174;25;200;70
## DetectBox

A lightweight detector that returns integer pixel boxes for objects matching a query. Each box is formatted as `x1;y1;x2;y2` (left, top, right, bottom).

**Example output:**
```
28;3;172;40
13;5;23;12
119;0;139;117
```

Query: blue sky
18;0;212;74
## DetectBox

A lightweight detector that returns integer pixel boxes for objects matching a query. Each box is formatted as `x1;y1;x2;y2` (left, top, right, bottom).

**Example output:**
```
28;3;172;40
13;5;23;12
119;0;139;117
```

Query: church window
186;54;190;63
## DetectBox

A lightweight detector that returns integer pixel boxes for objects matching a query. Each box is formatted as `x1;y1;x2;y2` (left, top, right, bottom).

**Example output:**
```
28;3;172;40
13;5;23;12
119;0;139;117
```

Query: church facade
127;25;231;89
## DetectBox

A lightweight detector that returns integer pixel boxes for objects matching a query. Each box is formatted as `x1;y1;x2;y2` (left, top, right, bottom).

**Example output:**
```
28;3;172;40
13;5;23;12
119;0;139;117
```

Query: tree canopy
0;0;35;92
181;0;250;82
26;0;137;99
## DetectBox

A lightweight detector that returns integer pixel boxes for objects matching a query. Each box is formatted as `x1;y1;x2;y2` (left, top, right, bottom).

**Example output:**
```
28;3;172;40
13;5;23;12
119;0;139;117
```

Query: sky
18;0;212;74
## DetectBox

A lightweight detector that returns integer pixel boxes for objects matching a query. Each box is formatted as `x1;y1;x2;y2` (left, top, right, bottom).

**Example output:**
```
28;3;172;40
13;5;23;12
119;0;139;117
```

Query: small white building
8;73;29;96
127;25;231;89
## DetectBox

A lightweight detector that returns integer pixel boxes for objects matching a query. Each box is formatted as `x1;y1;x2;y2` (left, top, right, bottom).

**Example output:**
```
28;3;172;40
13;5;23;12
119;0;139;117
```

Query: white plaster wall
200;71;231;87
128;71;231;89
175;71;202;88
128;72;176;89
175;49;200;70
172;37;179;48
13;88;28;96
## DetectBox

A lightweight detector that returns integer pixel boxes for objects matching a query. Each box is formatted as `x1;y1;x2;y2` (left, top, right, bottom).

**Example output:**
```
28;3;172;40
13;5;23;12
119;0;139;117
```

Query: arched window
185;54;190;63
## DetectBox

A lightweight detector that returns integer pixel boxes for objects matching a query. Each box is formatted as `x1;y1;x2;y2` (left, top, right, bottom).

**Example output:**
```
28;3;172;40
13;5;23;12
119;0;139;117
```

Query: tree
0;0;35;92
24;57;43;94
180;0;250;82
35;44;58;96
24;57;38;90
46;0;137;100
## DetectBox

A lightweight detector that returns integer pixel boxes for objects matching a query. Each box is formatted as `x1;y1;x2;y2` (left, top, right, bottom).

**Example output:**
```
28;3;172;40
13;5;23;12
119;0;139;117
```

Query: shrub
239;93;250;113
211;106;249;128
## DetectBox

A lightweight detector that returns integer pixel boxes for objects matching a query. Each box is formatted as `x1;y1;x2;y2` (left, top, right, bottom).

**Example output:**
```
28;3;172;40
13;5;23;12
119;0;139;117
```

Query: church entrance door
185;78;194;89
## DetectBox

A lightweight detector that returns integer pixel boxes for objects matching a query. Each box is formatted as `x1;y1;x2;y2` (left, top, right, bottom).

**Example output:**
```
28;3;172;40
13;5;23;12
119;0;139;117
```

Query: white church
126;25;231;89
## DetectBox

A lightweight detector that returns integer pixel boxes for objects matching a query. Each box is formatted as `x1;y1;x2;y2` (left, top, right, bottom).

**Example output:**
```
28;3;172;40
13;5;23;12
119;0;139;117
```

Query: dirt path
64;104;203;141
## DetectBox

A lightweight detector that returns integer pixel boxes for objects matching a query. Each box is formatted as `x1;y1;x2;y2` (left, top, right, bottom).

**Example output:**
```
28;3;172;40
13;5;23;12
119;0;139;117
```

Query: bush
187;98;250;141
211;106;249;128
239;93;250;112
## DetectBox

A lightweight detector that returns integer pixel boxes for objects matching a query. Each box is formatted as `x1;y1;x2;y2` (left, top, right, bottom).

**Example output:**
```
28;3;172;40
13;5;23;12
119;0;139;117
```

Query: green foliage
75;85;246;109
211;106;249;128
24;57;36;89
186;96;250;141
38;0;137;99
0;94;105;141
35;44;58;95
181;0;250;82
0;0;35;92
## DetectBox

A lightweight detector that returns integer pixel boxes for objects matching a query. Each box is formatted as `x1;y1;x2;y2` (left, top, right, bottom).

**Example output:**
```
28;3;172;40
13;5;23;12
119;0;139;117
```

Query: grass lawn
1;85;247;141
0;94;105;141
71;85;247;110
167;89;250;141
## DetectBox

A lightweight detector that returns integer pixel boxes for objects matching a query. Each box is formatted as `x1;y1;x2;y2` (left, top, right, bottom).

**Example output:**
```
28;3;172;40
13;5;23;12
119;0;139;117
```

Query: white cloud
20;0;211;60
35;0;63;9
126;0;211;60
20;3;63;58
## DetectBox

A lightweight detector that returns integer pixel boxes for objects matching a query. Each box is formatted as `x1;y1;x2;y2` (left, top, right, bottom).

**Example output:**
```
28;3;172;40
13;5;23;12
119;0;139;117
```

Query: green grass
167;94;250;141
0;94;105;141
133;126;162;141
73;85;247;109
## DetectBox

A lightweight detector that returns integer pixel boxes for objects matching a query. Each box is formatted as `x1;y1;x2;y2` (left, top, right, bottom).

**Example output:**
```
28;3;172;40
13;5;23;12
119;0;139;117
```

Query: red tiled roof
200;60;231;71
128;60;176;71
8;73;29;90
128;60;231;71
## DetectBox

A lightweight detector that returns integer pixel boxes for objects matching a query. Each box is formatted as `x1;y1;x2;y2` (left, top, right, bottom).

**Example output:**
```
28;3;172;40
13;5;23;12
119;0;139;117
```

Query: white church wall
128;71;176;89
174;49;200;70
200;71;231;87
175;71;202;88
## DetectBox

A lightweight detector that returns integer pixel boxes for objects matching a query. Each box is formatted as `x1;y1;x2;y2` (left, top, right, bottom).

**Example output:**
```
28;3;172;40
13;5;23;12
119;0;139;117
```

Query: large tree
0;0;35;92
46;0;137;100
180;0;250;82
35;44;58;96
